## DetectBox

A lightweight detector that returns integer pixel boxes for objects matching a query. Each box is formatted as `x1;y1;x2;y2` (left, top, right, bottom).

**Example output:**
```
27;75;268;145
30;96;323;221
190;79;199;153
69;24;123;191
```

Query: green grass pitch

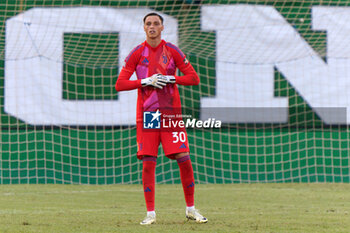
0;184;350;232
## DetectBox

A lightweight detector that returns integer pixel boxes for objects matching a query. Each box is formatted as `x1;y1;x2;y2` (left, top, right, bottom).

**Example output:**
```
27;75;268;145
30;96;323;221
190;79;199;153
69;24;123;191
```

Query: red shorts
136;122;190;160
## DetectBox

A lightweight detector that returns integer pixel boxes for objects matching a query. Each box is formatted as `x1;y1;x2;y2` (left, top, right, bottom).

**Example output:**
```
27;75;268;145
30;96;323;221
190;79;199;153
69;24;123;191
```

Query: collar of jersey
144;40;165;50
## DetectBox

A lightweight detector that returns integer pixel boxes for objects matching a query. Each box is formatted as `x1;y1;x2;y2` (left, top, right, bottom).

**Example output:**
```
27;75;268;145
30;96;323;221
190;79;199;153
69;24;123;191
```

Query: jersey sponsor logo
179;143;187;149
143;110;161;129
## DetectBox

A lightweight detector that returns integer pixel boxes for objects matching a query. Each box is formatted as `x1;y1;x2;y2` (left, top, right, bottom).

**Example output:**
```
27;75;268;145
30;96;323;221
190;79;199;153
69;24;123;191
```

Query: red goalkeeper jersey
115;40;199;123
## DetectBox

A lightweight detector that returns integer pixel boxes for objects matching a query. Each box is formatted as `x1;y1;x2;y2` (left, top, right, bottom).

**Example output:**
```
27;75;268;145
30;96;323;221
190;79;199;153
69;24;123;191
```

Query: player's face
144;16;164;40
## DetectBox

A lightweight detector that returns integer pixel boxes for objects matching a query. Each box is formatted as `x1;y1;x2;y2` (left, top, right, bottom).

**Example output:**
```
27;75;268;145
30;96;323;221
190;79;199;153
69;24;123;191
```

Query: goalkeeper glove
141;74;167;89
158;75;176;84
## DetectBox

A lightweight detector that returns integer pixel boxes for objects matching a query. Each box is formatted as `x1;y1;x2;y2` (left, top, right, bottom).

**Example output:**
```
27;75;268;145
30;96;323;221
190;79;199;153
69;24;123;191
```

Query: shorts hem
165;149;190;160
137;153;158;160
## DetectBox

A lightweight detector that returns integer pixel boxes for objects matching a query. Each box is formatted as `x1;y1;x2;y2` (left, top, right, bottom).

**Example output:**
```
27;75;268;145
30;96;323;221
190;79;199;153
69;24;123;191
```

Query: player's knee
174;152;190;160
142;156;156;174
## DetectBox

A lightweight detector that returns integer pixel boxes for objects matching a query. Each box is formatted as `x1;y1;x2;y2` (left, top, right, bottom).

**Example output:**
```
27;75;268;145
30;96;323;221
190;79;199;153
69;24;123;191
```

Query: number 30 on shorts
172;132;186;143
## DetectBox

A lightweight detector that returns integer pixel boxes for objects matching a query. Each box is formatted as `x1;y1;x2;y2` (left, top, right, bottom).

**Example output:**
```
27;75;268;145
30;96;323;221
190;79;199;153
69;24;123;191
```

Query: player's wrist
137;79;143;87
141;78;148;87
171;75;177;83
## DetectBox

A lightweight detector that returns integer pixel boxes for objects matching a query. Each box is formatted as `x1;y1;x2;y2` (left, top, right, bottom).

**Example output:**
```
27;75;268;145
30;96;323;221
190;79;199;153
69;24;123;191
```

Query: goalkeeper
115;12;207;225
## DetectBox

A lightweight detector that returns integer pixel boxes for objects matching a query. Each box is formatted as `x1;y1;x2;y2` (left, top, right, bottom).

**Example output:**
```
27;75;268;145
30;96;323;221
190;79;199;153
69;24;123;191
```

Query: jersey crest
162;53;168;64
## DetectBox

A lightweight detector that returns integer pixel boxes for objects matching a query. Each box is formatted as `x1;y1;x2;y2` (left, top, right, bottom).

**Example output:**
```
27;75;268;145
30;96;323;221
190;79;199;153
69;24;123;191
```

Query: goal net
1;0;349;184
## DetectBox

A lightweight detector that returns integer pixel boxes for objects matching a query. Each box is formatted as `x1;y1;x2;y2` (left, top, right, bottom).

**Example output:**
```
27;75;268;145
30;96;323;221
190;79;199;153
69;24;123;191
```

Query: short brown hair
143;12;164;24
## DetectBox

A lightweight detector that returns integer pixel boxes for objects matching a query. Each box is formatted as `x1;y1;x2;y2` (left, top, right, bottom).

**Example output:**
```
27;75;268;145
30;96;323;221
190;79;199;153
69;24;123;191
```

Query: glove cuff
141;79;147;86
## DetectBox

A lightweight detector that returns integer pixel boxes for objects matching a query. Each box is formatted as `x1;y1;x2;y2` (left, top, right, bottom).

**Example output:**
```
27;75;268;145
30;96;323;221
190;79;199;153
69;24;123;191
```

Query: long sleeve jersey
115;40;199;123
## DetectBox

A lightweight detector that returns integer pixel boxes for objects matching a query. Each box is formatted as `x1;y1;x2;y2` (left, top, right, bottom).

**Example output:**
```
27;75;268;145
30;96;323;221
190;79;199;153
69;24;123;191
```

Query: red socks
177;155;195;207
142;156;157;211
142;155;195;211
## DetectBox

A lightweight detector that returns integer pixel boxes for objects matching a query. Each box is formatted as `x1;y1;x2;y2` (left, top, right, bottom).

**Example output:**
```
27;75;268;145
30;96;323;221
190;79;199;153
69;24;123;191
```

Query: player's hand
158;75;176;84
141;74;167;89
